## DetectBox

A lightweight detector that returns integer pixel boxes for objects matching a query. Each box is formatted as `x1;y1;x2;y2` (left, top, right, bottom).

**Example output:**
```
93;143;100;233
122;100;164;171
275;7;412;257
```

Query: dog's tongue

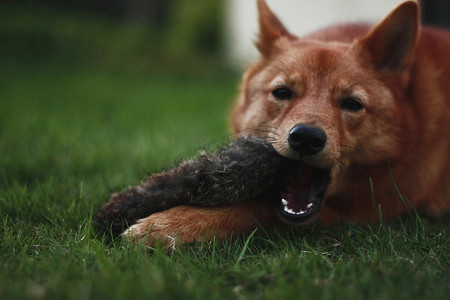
280;164;328;220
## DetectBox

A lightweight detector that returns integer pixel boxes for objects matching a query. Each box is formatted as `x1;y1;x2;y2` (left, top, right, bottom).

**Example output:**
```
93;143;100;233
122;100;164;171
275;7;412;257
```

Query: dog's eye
272;87;293;100
340;97;364;112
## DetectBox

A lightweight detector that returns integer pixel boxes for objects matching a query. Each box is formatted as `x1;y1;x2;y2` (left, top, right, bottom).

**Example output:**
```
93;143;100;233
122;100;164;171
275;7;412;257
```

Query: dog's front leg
122;201;279;249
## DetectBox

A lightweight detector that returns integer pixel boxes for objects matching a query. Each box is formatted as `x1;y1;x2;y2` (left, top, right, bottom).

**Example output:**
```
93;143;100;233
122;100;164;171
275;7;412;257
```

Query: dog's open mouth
278;163;330;223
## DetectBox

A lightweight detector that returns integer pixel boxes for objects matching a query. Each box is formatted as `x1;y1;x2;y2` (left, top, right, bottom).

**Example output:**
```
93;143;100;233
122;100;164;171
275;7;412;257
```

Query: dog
110;0;449;248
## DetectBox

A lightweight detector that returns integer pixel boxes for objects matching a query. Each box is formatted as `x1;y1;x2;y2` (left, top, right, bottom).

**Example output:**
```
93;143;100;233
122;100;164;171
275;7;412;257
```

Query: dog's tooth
307;203;313;209
282;198;288;206
283;206;309;216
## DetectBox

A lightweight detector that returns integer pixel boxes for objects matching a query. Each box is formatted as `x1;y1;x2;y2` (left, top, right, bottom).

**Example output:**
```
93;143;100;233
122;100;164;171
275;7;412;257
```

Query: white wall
224;0;408;69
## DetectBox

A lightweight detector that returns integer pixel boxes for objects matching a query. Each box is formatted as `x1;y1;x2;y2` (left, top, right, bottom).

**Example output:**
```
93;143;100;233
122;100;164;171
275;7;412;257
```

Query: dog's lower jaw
276;162;330;224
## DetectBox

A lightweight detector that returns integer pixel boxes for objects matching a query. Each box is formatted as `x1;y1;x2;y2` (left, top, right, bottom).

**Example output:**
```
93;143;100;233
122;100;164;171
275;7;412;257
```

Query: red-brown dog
124;0;450;247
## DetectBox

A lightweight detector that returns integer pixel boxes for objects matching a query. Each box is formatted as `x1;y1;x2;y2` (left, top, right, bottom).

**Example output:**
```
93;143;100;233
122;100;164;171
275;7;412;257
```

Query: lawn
0;5;449;300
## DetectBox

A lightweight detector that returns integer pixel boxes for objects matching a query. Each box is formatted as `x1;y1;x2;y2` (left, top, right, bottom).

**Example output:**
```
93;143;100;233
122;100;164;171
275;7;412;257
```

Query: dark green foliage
0;3;227;76
166;0;222;55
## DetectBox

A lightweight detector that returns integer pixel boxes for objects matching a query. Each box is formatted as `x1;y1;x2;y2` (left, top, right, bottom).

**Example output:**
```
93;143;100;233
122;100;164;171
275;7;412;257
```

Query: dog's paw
122;222;178;251
121;202;277;250
121;206;215;250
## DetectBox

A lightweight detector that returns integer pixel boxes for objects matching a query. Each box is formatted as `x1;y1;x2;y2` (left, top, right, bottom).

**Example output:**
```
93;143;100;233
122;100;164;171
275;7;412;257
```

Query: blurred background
0;0;448;186
0;0;448;74
226;0;450;68
0;0;224;75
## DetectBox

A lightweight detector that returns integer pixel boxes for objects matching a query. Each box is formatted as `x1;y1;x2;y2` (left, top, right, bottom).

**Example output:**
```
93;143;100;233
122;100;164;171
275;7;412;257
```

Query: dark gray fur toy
95;136;295;237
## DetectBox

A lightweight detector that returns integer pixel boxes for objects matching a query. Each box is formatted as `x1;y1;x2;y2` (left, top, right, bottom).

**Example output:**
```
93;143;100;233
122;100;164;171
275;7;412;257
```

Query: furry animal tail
95;137;291;237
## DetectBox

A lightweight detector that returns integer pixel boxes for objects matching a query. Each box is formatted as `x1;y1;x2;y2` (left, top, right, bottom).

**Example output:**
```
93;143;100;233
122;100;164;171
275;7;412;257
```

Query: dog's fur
100;0;450;247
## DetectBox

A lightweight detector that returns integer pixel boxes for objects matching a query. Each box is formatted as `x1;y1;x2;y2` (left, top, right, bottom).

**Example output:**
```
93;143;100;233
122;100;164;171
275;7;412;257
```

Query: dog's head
232;0;420;224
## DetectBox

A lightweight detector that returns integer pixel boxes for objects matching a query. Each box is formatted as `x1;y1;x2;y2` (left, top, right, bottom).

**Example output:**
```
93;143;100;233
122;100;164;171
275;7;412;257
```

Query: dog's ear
256;0;296;57
355;1;419;72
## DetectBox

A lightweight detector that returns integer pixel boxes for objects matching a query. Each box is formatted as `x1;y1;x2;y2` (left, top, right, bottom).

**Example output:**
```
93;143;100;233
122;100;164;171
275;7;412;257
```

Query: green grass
0;5;449;300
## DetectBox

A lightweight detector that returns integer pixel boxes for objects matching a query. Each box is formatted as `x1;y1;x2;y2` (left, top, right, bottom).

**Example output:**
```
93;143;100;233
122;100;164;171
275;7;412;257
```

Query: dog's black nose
288;124;327;156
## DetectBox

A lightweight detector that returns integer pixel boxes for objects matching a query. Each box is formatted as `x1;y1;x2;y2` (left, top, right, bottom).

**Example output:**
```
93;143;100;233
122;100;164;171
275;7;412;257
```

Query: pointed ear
356;1;419;71
255;0;295;57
